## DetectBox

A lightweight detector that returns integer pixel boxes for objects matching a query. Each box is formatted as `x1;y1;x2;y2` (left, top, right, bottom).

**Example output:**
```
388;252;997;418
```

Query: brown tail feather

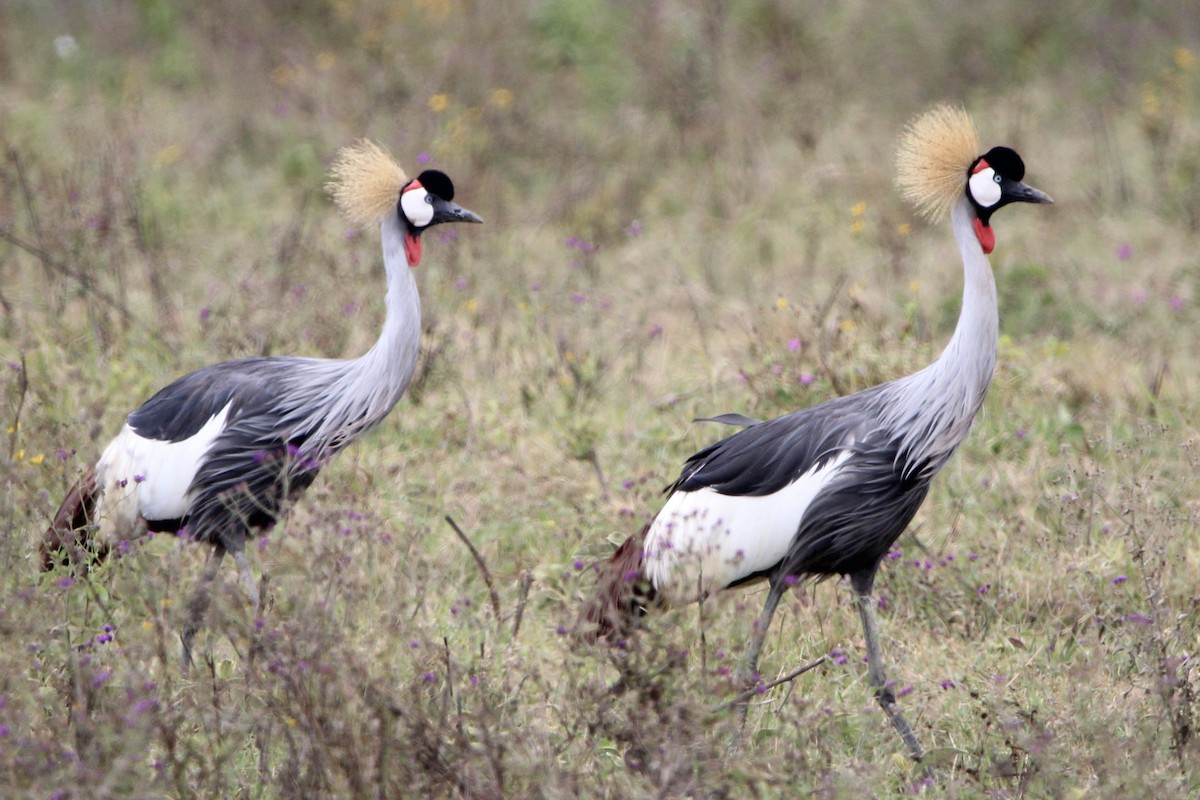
579;525;657;643
42;467;108;571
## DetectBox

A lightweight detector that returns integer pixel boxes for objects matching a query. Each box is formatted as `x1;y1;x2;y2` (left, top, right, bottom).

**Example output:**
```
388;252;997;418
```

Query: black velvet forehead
978;146;1025;181
416;169;455;201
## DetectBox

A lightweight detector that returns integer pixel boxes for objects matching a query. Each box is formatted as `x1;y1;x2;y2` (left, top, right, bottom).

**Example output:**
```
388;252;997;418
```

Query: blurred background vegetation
1;0;1199;797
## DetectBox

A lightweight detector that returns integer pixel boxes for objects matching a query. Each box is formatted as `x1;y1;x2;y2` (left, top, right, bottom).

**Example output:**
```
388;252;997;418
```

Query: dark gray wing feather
128;358;293;442
127;357;321;546
672;389;885;497
693;413;763;428
668;385;936;578
782;444;930;577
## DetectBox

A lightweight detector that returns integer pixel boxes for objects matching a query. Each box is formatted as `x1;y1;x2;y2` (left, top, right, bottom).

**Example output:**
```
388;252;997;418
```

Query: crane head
896;105;1051;254
964;146;1052;252
326;140;482;267
398;170;483;267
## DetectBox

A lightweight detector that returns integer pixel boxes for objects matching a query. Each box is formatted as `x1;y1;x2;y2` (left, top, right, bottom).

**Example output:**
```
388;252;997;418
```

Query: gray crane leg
735;577;787;727
232;548;260;615
853;586;925;761
181;544;226;672
742;578;786;681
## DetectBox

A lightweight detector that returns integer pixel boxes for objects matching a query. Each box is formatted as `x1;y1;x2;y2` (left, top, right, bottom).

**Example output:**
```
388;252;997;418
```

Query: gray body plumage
587;117;1050;762
43;148;482;671
101;212;420;550
644;196;997;596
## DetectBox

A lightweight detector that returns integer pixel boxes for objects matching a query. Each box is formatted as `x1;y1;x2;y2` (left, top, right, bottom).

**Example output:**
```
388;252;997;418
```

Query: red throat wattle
972;217;995;255
404;231;422;267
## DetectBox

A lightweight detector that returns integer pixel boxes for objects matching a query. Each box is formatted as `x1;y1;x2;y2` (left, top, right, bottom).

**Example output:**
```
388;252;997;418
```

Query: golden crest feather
895;105;981;222
326;140;409;227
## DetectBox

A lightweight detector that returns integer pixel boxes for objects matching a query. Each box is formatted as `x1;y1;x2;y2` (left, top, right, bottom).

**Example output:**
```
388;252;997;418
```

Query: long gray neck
359;214;423;405
888;194;998;474
936;195;999;393
286;213;421;453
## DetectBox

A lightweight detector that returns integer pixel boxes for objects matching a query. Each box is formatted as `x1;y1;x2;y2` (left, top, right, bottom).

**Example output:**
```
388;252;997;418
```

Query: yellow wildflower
29;453;44;465
489;88;514;109
850;202;867;217
775;296;789;310
1174;47;1194;71
428;93;450;113
270;65;295;87
153;145;182;169
896;223;912;236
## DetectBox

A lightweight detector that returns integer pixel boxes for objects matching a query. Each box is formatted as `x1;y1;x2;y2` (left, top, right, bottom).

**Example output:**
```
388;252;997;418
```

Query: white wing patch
643;449;851;603
94;403;232;542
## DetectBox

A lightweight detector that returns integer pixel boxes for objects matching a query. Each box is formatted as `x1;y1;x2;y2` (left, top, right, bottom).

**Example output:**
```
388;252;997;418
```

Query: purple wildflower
1115;243;1132;261
1112;575;1128;584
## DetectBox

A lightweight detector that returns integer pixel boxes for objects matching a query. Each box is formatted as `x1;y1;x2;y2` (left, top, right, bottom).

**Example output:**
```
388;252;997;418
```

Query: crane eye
425;194;434;204
993;174;1002;183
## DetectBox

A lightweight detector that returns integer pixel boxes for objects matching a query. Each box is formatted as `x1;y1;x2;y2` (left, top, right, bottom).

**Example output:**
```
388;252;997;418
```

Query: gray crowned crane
43;141;482;667
584;106;1051;759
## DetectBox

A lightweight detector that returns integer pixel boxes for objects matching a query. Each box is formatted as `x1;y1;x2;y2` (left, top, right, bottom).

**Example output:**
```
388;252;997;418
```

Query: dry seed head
326;140;408;227
895;105;981;221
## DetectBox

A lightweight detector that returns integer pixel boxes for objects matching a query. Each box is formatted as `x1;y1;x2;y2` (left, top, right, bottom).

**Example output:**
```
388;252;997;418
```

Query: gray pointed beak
431;197;483;225
1007;180;1053;205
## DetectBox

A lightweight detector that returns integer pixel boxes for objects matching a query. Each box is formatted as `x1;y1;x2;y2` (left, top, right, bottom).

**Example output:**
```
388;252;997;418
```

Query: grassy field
2;1;1199;796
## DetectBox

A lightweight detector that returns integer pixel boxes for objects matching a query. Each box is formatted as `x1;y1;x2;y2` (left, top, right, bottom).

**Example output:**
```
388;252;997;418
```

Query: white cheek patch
969;167;1002;208
400;189;434;228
